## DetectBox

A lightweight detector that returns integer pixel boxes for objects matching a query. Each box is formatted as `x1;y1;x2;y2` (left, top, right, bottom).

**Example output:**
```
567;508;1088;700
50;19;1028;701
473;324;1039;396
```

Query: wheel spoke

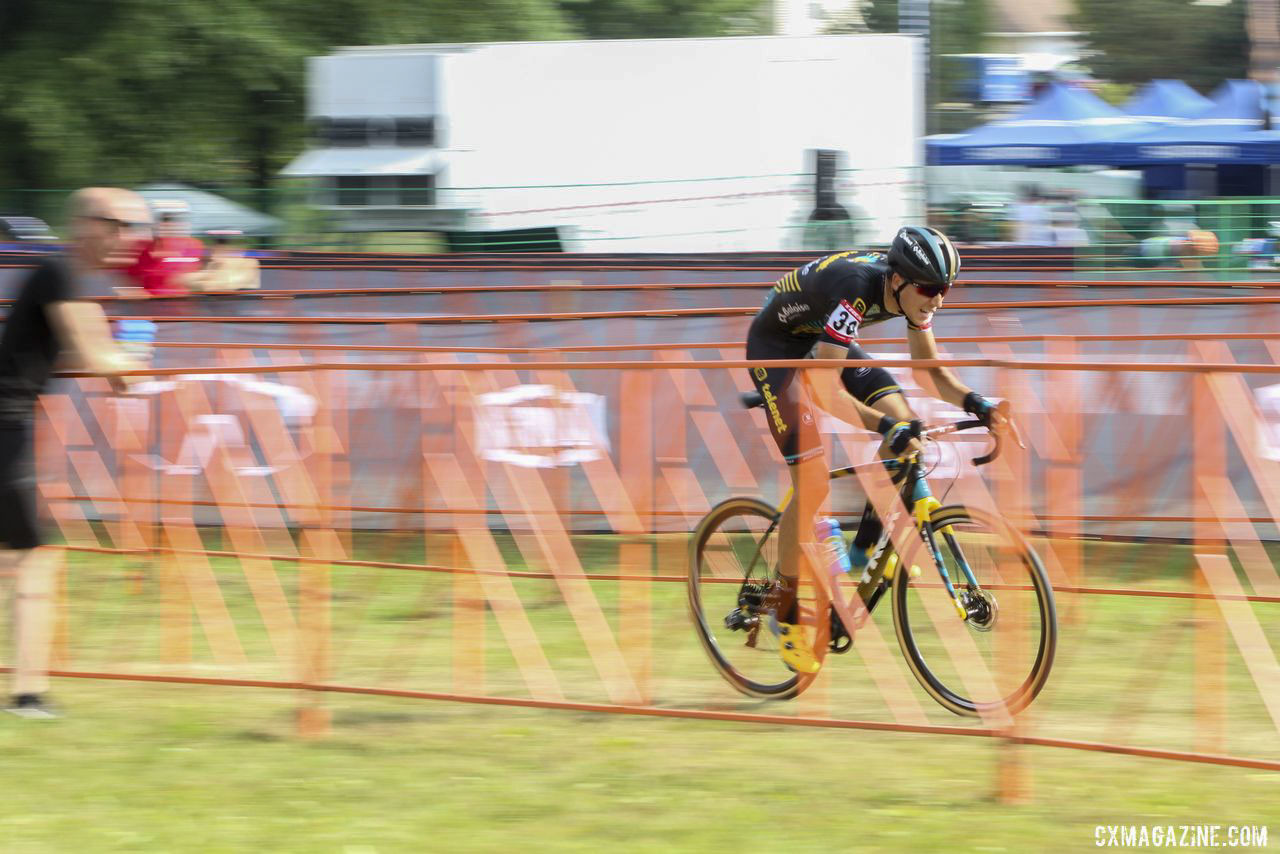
894;506;1057;717
700;532;753;580
689;499;818;699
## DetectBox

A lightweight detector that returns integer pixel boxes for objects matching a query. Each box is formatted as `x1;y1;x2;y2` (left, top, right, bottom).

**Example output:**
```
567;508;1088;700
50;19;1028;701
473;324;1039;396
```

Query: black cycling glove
877;416;924;455
963;391;998;427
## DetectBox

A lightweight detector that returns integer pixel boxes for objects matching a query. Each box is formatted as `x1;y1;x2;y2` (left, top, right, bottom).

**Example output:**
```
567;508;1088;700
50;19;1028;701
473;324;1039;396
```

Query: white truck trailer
283;35;923;251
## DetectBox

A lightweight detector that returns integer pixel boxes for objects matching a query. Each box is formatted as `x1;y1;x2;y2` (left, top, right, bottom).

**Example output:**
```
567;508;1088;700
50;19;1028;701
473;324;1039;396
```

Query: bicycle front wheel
688;497;825;700
892;505;1057;717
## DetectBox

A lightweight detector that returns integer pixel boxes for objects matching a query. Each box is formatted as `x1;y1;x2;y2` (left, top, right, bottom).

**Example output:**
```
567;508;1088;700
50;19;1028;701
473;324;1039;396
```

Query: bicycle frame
761;418;998;625
692;403;1054;712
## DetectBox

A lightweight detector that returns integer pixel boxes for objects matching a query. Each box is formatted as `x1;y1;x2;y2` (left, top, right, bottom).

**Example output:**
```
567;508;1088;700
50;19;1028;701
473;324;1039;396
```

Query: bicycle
687;394;1057;717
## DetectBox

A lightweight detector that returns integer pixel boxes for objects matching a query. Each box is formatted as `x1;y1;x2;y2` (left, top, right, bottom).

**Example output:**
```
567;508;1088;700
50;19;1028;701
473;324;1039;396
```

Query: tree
858;0;990;56
0;0;577;205
858;0;899;34
858;0;991;132
557;0;769;39
0;0;780;206
1070;0;1247;91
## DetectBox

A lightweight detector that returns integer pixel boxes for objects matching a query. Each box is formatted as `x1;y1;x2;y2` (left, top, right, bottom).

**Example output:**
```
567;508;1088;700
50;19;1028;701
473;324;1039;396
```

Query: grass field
2;532;1278;852
2;680;1278;853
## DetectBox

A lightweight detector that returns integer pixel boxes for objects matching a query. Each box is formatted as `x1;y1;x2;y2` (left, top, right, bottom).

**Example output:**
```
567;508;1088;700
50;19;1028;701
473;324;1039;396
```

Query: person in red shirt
122;200;205;296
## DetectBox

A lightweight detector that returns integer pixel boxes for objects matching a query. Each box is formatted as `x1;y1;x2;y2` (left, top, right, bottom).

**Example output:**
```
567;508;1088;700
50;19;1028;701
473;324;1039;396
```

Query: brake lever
995;400;1026;450
1006;416;1027;451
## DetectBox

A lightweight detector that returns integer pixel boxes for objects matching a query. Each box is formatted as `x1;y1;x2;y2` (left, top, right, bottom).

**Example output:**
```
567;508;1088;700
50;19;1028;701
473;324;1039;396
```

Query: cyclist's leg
773;451;828;672
840;343;917;561
840;342;913;422
779;453;828;582
746;357;826;672
746;359;826;588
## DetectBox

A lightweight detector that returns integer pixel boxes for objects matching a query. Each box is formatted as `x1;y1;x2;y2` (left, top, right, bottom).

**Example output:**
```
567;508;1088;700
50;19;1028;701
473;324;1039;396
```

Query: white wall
428;35;921;250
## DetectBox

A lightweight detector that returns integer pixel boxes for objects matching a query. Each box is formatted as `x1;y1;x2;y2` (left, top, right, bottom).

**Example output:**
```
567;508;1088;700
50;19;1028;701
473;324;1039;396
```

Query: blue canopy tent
1104;80;1279;197
1114;125;1280;166
927;82;1154;166
1199;78;1267;124
1110;81;1278;167
1122;80;1213;124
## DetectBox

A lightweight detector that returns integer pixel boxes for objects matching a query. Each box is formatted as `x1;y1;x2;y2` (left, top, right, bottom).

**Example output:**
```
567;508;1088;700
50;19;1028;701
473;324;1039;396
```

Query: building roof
991;0;1073;34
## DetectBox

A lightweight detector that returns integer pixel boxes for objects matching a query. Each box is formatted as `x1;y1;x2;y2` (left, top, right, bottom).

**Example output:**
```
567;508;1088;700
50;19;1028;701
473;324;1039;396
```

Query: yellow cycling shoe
774;621;821;674
763;576;821;674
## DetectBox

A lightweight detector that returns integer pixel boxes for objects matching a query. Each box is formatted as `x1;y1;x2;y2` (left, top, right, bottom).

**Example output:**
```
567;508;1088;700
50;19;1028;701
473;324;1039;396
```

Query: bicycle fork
903;475;990;627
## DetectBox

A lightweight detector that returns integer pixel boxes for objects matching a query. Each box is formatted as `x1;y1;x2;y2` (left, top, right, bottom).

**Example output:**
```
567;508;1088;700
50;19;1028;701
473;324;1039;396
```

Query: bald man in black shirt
1;187;150;717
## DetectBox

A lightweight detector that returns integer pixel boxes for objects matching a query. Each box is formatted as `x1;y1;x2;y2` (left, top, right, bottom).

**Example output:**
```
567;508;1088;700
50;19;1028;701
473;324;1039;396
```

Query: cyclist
745;225;1005;673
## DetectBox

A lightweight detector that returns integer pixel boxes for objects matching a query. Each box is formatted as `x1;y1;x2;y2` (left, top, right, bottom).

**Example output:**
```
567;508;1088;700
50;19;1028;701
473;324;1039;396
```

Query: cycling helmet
887;225;961;289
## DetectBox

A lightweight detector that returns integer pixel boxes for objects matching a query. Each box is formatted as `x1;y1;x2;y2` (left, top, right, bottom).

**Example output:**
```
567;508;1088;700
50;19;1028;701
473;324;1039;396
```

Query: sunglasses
913;282;950;299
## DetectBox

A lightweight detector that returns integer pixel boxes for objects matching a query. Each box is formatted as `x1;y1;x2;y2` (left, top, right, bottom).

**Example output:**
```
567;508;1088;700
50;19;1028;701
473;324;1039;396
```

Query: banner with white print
474;384;609;469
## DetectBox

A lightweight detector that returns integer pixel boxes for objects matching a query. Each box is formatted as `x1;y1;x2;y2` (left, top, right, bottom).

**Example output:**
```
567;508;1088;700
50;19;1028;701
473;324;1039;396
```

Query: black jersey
0;255;74;422
748;251;900;353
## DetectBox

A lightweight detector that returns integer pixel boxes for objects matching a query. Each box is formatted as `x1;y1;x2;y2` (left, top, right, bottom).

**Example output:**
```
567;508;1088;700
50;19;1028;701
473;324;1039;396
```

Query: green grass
2;532;1278;851
2;682;1277;853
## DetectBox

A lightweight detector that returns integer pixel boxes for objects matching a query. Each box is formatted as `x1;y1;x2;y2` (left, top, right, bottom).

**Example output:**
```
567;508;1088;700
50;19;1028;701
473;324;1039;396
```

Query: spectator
1158;204;1200;239
1049;200;1090;248
1234;220;1280;270
122;199;204;297
1012;187;1053;246
1;187;146;718
184;230;260;293
1139;205;1220;269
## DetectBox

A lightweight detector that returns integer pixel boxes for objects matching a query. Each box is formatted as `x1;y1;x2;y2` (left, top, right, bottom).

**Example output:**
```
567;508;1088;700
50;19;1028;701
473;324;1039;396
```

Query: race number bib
823;300;863;343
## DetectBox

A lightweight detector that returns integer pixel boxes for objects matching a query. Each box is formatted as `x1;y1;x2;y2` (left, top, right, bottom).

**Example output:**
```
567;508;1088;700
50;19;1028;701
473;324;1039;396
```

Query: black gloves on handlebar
877;416;924;455
963;391;999;428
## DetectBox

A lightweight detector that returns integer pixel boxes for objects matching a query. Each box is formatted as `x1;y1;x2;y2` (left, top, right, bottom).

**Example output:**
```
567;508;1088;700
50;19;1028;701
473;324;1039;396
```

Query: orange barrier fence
5;350;1280;802
42;334;1280;537
56;272;1276;383
148;329;1280;354
3;279;1276;308
97;294;1280;324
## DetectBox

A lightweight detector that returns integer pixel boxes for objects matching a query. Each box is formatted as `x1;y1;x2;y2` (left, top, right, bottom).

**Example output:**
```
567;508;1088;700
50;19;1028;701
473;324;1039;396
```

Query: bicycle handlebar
923;418;1000;465
739;390;1006;466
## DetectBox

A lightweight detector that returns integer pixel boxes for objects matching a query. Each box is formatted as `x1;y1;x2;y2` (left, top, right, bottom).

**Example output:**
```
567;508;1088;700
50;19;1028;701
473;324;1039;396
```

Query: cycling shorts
0;420;40;549
745;338;902;466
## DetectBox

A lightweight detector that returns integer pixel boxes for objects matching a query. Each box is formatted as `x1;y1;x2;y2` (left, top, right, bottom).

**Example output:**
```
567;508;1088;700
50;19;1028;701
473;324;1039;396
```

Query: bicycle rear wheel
892;505;1056;717
688;497;825;699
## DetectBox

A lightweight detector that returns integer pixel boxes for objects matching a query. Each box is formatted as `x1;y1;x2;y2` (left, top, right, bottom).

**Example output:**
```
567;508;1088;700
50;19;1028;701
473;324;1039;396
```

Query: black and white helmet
887;225;961;288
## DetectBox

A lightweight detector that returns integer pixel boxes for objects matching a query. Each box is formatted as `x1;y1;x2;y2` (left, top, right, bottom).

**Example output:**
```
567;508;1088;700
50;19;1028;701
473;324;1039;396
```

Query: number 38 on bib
823;299;863;343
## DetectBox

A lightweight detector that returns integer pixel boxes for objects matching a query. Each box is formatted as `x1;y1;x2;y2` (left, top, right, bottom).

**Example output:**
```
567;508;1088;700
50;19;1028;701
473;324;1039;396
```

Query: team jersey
748;250;907;351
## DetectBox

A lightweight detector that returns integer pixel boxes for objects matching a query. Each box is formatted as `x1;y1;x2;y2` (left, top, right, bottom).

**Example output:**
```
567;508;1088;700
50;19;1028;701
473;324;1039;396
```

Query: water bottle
115;318;157;364
816;517;853;577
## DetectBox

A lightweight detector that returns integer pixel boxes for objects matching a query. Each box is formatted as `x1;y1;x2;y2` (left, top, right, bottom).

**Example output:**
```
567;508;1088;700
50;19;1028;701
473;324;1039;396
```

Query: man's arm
907;326;1007;426
906;326;971;408
45;301;138;390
